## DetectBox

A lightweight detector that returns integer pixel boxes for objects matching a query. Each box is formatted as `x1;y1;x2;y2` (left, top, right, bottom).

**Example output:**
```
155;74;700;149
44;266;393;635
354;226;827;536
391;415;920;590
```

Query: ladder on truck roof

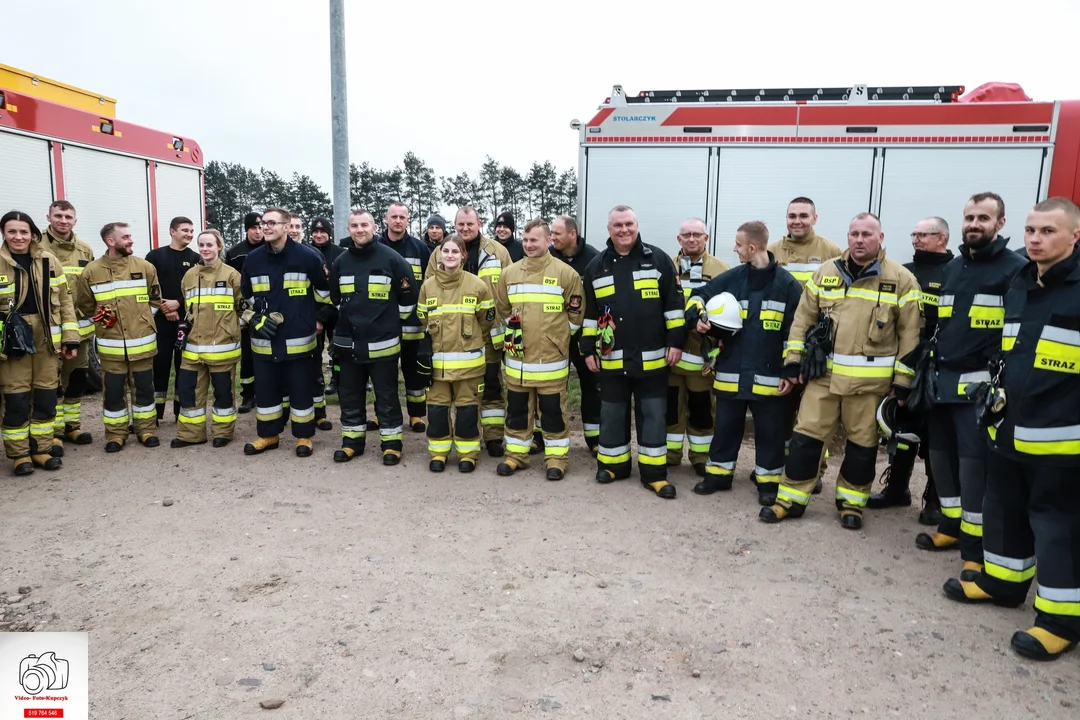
612;83;965;105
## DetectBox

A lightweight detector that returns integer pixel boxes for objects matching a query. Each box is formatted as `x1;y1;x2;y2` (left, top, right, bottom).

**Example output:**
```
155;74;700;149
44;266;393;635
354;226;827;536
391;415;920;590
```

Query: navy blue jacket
378;231;430;341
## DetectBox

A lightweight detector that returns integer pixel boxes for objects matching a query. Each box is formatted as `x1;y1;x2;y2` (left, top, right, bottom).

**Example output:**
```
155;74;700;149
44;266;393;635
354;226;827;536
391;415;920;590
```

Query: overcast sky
7;0;1080;193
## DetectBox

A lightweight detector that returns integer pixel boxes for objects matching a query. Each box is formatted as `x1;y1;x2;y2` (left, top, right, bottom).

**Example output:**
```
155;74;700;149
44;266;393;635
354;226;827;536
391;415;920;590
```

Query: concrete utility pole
329;0;350;241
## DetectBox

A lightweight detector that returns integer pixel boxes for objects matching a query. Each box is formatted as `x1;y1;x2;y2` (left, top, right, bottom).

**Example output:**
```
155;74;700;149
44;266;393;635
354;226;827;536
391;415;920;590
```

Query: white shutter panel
62;145;152;258
155;163;203;241
0;132;54;223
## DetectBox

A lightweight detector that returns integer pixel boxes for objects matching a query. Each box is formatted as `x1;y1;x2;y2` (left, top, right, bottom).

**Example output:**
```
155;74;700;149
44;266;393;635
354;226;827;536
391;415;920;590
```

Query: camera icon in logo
19;652;69;696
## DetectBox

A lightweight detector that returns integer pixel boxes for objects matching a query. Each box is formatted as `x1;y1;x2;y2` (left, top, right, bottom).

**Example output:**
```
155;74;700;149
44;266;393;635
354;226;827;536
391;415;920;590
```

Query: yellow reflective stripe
51;274;67;287
595;285;615;298
897;289;920;308
847;287;898;306
919;291;939;307
286;337;317;354
778;484;810;505
984;552;1036;583
507;293;563;307
938;305;954;319
633;279;659;290
1034;595;1080;617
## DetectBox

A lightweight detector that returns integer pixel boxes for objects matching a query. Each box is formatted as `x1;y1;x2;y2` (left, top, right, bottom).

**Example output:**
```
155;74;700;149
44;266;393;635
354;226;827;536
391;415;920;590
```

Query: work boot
367;418;380;431
139;433;160;448
212;438;231;448
546;467;564;481
429;457;446;473
529;431;543;455
960;560;983;583
105;439;124;453
1011;628;1078;661
595;468;616;484
644;479;676;499
325;379;338;396
382;449;401;466
692;463;706;477
296;438;313;457
486;439;505;458
916;531;959;551
749;470;757;485
49;439;64;458
13;459;33;476
170;438;206;448
759;503;805;523
238;397;255;414
334;447;358;463
756;482;779;507
866;466;912;509
458;459;475;473
919;465;943;526
839;508;863;530
243;435;280;456
316;418;333;431
410;416;426;433
31;454;62;471
497;460;519;477
693;476;730;495
942;577;1023;608
65;428;92;445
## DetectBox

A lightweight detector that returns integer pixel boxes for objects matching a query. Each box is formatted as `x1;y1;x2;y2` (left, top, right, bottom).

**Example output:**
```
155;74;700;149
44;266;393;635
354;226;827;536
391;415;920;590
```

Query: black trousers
313;319;337;420
339;358;402;452
975;450;1080;642
400;338;427;420
253;356;314;439
239;327;255;402
153;316;182;420
570;343;600;450
929;402;987;562
597;373;668;482
708;395;788;490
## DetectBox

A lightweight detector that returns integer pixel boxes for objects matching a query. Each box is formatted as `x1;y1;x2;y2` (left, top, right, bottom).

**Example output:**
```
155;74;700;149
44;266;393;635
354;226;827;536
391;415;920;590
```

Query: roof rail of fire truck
606;83;966;106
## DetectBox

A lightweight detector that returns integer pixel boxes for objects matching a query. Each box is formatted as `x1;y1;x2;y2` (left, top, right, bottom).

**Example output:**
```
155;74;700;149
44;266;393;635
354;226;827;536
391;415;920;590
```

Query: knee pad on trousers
210;372;233;408
687;390;713;430
3;392;31;425
538;393;565;433
483;364;502;401
455;404;480;438
133;370;156;406
506;389;530;431
177;368;198;404
64;367;88;398
665;384;680;426
786;432;825;481
103;372;128;410
30;387;59;420
839;440;878;487
427;404;450;438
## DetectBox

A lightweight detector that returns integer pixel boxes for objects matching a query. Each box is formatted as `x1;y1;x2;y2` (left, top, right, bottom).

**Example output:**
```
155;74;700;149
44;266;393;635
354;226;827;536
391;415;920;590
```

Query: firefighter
145;216;200;422
37;200;95;446
74;222;163;452
581;205;687;499
769;197;844;493
379;202;431;432
667;218;729;475
944;197;1080;661
687;221;802;505
426;207;511;456
225;212;264;413
307;216;343;414
550;215;600;454
170;229;242;448
868;217;954;523
287;216;304;243
0;212;80;474
422;215;447;254
494;212;524;263
239;207;333;457
493;218;584;480
763;212;921;528
327;209;416;465
915;193;1028;576
417;235;495;472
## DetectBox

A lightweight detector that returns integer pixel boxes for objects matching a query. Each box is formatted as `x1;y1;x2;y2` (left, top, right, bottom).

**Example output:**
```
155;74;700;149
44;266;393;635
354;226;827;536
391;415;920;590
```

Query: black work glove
249;313;279;341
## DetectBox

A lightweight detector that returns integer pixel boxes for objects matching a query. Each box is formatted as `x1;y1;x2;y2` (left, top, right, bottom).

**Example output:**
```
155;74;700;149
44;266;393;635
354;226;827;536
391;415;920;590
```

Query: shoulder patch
879;282;897;293
569;294;582;310
400;277;411;289
485;308;496;321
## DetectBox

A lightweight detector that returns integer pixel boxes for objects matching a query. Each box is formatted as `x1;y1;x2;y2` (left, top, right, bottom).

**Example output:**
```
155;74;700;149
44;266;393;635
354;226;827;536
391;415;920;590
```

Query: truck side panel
62;145;153;258
0;132;54;217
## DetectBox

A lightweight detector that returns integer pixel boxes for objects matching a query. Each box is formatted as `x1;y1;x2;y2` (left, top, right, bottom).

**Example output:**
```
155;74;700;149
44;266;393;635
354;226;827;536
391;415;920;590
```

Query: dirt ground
2;397;1078;720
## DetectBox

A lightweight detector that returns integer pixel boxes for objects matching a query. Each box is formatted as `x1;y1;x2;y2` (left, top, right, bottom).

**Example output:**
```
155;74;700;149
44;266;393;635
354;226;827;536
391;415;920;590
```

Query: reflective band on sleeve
1013;424;1080;456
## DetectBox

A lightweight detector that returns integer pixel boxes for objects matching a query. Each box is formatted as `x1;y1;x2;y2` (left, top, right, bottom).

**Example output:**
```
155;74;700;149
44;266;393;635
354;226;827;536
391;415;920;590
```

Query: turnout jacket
379;231;430;342
180;260;243;366
327;240;416;363
933;236;1027;403
672;250;729;375
904;249;954;341
74;254;162;363
240;240;331;362
767;230;843;286
990;246;1080;467
784;248;921;395
580;236;687;376
0;241;79;355
494;252;585;387
426;235;510;358
688;254;802;400
37;228;95;339
416;267;495;381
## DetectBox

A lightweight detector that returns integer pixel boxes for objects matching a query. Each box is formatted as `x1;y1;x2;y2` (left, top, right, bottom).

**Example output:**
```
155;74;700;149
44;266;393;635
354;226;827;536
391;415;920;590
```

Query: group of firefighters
1;188;1078;662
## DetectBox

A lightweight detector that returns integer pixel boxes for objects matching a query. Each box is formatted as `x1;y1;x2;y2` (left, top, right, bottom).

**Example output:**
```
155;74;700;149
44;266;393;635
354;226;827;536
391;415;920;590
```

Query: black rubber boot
919;460;943;526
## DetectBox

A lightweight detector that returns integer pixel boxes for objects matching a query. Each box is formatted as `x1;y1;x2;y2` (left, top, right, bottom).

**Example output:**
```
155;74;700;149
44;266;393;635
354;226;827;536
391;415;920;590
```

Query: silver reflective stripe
368;274;391;284
831;353;895;366
398;304;416;315
707;460;736;470
380;426;404;436
592;276;615;290
715;372;739;383
761;300;787;312
663;309;682;320
251;338;272;348
666;433;683;442
1014;424;1080;442
186;287;233;299
687;433;711;445
755;465;784;476
185;341;241;353
369;337;400;351
641;348;666;361
680;352;705;365
102;408;129;419
283;272;307;282
434;350;484;362
481;409;505;418
971;293;1003;306
784;263;820;273
1037;584;1080;602
603;349;624;360
939;294;954;307
959;371;992;384
180;408;206;418
582;319;598;329
638;445;666;457
962;511;983;524
599;444;630;455
753;375;780;387
250;275;270;287
983;551;1035;571
504;357;569;373
132;403;155;414
632;269;661;280
1003;322;1020;338
339;275;355;285
97;333;156;350
939;496;961;508
287;334;316;347
401;325;423;334
545;438;571;448
508;283;562;295
1042;325;1080;345
569;322;582;332
342;424;366;433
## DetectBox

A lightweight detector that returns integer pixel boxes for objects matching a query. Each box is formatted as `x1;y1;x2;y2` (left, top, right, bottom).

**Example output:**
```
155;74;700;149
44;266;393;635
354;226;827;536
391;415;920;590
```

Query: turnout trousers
400;338;427;421
929;403;988;562
707;395;788;491
597;373;668;483
253;356;315;439
176;360;236;443
666;371;714;467
313;321;336;422
777;376;882;514
481;360;505;443
505;378;570;472
153;314;182;420
570;344;600;451
55;337;90;435
338;358;402;453
427;377;482;462
0;315;59;459
238;327;255;402
100;355;157;443
975;450;1080;643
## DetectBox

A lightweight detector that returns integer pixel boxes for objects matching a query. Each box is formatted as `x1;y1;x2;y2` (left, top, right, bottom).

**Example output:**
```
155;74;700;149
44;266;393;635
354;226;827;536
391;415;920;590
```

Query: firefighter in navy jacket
945;197;1080;662
239;208;332;458
329;210;417;465
915;194;1027;587
686;223;802;506
580;206;687;499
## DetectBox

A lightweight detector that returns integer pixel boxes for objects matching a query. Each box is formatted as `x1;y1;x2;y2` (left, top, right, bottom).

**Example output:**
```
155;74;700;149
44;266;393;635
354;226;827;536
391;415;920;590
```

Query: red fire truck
0;64;205;258
572;82;1080;265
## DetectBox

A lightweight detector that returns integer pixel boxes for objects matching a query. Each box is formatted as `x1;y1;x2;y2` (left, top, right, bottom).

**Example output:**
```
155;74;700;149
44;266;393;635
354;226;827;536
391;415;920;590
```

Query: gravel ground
2;399;1078;719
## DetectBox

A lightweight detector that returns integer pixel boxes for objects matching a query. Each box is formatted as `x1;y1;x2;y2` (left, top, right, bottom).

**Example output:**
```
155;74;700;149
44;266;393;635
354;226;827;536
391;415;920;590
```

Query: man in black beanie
495;212;524;262
307;216;344;415
225;211;265;412
423;215;447;252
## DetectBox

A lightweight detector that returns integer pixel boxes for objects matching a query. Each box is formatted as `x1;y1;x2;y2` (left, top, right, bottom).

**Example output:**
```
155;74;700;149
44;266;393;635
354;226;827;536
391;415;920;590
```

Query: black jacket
550;235;599;279
934;236;1027;403
688;254;802;400
308;239;344;268
580;236;686;376
498;236;524;263
225;239;263;276
327;240;417;364
378;231;430;341
992;245;1080;467
904;248;953;340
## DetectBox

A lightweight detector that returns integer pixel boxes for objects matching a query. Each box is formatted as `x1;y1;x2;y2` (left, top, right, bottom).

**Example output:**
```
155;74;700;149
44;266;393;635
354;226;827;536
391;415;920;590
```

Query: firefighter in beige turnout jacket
494;219;584;480
74;222;162;451
667;219;729;473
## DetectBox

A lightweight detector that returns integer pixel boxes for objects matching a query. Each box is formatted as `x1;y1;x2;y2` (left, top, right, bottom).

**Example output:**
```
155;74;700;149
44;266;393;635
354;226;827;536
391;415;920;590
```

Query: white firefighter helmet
705;292;743;334
877;395;921;444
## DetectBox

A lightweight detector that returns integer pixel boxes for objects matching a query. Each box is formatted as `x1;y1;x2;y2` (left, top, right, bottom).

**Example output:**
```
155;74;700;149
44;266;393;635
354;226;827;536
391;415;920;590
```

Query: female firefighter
170;229;243;448
0;211;79;475
416;235;495;473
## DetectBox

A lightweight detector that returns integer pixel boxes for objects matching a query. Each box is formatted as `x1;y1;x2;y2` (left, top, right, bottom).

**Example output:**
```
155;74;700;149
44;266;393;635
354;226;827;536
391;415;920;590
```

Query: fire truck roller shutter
155;163;204;244
713;147;877;268
876;148;1047;265
0;132;55;221
583;147;710;258
62;144;153;257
